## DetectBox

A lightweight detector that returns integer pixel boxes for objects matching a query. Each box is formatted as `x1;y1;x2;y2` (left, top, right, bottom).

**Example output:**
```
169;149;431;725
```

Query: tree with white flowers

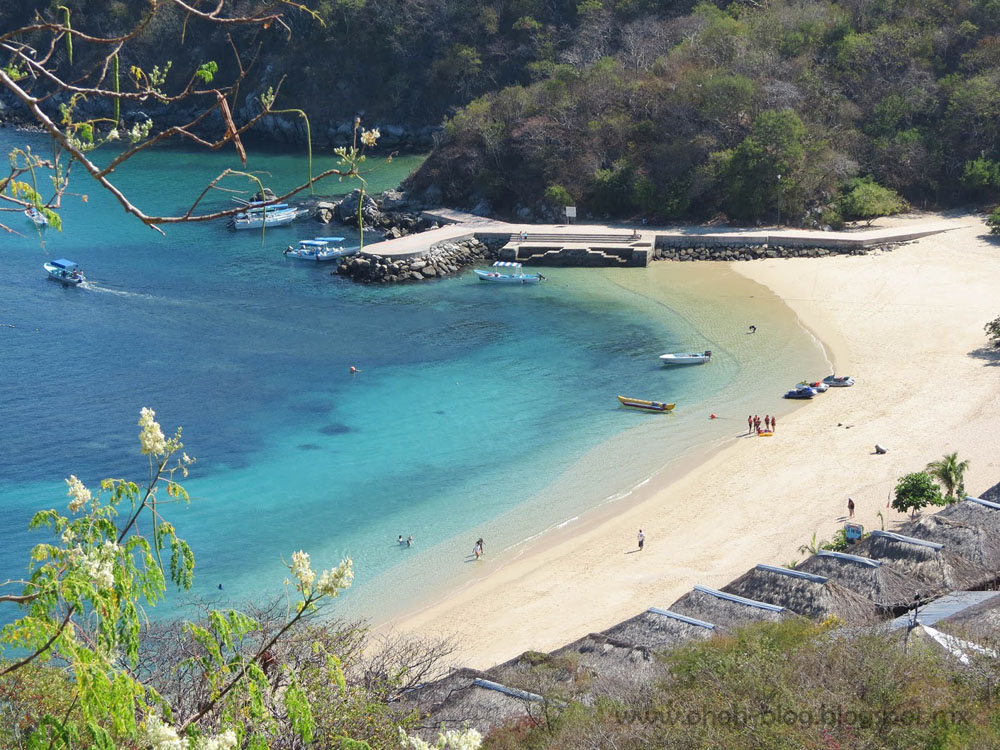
0;408;357;749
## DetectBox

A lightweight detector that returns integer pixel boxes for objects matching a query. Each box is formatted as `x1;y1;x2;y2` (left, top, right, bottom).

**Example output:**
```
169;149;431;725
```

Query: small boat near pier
229;200;300;230
474;262;546;284
284;237;358;262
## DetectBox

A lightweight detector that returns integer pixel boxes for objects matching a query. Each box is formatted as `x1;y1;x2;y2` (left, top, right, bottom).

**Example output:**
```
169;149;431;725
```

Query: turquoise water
0;129;829;621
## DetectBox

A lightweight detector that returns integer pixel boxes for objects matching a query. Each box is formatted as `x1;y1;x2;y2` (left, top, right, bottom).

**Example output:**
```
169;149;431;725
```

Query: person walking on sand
749;325;757;333
637;529;645;551
848;497;855;518
473;537;485;560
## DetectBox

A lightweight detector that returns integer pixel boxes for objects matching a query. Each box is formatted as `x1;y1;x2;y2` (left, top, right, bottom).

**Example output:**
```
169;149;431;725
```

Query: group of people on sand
748;414;776;434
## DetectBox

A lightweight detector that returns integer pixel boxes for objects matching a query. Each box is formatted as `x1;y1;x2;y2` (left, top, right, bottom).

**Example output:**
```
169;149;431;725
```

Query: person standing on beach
754;415;761;432
748;415;753;434
848;497;855;518
749;325;757;333
771;415;776;432
637;529;645;551
764;415;771;431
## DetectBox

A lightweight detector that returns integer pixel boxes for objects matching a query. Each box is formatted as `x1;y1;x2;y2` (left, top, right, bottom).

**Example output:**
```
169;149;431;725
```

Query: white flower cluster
289;552;354;597
145;715;237;750
361;128;380;148
78;540;119;591
65;475;91;512
399;726;483;750
290;550;315;591
139;407;168;455
127;118;154;144
316;557;354;597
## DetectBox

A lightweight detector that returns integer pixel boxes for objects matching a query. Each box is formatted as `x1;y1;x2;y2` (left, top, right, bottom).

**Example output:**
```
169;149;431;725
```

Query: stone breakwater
655;241;899;262
335;238;500;284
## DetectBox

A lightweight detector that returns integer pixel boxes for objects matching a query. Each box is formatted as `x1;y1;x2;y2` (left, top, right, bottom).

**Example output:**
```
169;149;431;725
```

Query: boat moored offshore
659;350;711;365
284;237;358;261
474;261;546;284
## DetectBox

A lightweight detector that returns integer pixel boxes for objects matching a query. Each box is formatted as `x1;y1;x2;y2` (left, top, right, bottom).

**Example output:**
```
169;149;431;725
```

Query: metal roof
817;550;882;567
871;530;944;550
300;240;327;246
52;259;78;269
647;607;716;630
967;496;1000;510
493;261;523;268
890;590;1000;629
314;236;345;242
693;584;785;612
756;563;828;584
471;678;545;703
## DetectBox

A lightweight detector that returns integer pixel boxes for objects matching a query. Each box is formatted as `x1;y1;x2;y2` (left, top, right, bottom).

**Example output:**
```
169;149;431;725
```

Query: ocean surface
0;128;830;623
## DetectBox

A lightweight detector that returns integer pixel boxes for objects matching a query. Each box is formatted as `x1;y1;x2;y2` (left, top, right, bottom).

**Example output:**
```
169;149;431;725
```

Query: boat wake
84;283;155;300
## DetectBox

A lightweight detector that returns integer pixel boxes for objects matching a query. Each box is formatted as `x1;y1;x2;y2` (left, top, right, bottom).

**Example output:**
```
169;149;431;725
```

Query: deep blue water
0;129;826;620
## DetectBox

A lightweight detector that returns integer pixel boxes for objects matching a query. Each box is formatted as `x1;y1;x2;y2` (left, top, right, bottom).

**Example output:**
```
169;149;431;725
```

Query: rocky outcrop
312;189;437;242
655;242;898;262
335;238;498;284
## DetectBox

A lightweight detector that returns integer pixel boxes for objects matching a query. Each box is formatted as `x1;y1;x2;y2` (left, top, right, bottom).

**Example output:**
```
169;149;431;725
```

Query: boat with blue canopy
283;236;359;262
473;261;546;284
44;258;85;285
229;200;300;230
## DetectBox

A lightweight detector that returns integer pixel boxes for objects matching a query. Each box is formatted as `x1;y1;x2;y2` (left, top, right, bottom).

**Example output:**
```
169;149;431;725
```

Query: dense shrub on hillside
406;0;1000;224
484;620;1000;749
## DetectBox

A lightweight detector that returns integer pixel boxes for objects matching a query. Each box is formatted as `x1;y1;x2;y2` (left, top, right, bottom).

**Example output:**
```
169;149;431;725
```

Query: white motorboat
229;201;299;230
473;261;546;284
659;350;712;365
284;237;358;262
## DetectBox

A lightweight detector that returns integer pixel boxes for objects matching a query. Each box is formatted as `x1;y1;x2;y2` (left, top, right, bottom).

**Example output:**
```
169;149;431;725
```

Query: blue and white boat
44;259;85;285
229;201;299;230
474;261;546;284
284;237;358;262
25;207;48;227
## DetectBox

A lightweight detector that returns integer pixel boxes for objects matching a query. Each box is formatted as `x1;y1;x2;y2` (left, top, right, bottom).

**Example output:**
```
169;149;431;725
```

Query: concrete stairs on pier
501;232;653;267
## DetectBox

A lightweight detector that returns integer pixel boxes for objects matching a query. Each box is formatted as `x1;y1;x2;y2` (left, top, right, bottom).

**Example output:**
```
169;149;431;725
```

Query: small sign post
565;205;576;223
844;523;864;544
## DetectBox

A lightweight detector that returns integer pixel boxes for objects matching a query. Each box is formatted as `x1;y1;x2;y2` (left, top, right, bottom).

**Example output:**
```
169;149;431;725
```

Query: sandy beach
385;211;1000;669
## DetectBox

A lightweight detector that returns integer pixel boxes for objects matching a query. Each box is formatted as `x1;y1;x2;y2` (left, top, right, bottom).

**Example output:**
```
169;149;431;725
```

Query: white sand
384;212;1000;669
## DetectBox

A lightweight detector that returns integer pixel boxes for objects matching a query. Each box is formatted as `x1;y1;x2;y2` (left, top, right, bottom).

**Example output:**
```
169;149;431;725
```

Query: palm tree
926;452;970;504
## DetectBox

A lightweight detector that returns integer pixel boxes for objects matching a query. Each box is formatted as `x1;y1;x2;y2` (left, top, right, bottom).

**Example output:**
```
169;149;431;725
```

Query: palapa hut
601;607;717;650
668;584;798;630
896;509;1000;574
401;667;545;740
720;564;883;625
850;530;994;591
795;550;928;613
979;483;1000;504
488;633;666;702
938;496;1000;536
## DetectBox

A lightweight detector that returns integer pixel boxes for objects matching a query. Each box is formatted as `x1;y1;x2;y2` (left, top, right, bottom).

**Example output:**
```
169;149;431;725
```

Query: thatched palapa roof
979;483;1000;504
721;564;883;625
795;550;927;612
938;497;1000;535
401;667;544;740
850;530;994;591
486;633;665;702
601;607;717;650
896;508;1000;574
668;584;798;630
